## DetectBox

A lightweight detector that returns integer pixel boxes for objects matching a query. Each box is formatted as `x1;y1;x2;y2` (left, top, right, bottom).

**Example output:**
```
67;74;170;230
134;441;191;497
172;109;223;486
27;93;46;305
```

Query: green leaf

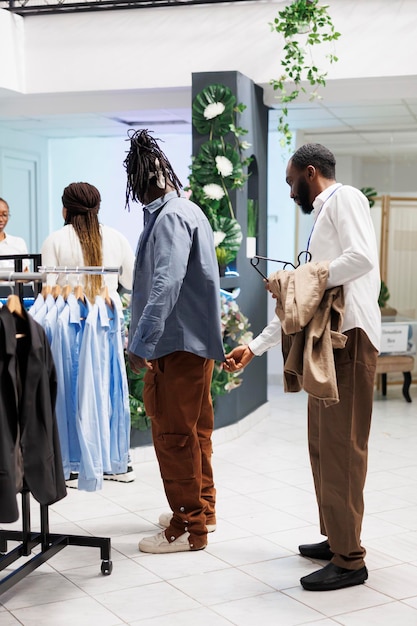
215;216;243;264
192;140;243;189
192;84;236;137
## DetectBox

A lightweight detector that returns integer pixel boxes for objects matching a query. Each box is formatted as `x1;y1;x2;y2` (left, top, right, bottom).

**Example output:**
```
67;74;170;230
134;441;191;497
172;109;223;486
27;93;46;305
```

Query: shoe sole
299;549;334;560
138;540;206;554
139;543;192;554
301;572;368;591
103;471;136;483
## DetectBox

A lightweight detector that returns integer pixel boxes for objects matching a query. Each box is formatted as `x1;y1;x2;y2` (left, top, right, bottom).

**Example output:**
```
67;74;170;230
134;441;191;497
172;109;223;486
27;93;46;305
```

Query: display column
192;70;269;428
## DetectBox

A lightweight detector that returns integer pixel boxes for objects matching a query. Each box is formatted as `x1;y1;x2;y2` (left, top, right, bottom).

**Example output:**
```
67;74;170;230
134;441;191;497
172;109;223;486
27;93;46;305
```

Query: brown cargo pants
143;351;216;550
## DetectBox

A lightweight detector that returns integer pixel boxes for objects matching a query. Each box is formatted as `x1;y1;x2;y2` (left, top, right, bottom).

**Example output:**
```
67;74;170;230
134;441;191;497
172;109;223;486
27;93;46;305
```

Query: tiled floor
1;382;417;625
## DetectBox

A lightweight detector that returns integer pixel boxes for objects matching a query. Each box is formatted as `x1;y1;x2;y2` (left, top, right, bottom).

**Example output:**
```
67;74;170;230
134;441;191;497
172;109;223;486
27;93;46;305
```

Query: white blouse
40;224;134;311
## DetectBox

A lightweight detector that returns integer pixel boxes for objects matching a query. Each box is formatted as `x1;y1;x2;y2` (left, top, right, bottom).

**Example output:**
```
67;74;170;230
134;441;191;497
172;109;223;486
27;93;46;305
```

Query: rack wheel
101;560;113;575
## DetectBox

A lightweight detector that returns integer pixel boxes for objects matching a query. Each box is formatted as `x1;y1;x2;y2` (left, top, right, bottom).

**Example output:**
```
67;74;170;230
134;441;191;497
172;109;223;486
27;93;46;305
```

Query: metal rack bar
38;266;121;274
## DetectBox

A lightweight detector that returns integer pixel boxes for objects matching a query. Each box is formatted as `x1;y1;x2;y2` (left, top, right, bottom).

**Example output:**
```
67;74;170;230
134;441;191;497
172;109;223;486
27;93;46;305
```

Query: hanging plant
269;0;341;147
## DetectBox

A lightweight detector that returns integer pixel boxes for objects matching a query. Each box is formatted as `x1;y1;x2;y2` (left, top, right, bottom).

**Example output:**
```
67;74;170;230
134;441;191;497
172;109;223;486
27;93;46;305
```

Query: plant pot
296;21;311;34
381;306;398;317
246;236;257;258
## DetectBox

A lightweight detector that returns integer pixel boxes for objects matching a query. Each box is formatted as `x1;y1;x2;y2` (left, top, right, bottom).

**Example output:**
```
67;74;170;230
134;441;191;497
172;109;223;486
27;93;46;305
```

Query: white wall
359;156;417;195
0;11;24;92
19;1;417;98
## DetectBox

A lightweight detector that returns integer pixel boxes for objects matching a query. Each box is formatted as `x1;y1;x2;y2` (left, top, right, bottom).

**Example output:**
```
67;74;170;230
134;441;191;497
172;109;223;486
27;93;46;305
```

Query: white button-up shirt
250;183;381;355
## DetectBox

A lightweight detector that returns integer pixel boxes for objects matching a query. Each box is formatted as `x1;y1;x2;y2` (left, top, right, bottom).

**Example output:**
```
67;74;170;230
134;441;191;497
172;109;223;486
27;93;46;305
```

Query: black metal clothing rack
0;491;112;594
0;258;113;594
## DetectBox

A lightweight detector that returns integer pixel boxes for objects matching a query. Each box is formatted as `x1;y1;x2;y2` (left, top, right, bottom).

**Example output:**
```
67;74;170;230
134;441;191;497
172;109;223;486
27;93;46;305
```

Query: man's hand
223;345;255;372
128;351;153;373
265;279;277;299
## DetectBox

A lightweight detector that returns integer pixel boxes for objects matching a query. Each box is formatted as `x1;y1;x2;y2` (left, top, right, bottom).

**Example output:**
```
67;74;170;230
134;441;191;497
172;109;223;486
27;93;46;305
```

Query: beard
297;178;314;215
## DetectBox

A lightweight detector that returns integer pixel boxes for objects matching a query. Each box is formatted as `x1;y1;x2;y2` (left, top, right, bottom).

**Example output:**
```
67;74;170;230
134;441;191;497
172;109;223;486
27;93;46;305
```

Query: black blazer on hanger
0;306;66;522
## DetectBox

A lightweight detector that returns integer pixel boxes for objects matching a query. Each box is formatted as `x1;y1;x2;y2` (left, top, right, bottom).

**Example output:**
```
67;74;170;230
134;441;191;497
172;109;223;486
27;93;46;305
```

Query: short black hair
291;143;336;179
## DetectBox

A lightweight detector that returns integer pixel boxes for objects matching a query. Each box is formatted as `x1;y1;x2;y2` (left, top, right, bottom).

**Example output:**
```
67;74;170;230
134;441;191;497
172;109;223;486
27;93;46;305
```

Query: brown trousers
308;328;378;569
143;351;215;550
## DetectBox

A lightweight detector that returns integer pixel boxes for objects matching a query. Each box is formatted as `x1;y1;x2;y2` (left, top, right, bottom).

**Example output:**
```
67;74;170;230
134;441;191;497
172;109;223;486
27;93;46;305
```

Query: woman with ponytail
41;182;134;312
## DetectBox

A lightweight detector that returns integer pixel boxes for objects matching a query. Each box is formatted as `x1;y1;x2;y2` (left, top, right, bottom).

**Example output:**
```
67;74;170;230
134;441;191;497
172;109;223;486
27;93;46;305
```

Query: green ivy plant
187;83;252;266
270;0;341;147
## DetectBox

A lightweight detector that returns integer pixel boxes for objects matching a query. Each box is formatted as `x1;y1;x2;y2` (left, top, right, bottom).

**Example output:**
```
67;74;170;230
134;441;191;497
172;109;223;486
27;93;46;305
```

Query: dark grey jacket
0;306;66;522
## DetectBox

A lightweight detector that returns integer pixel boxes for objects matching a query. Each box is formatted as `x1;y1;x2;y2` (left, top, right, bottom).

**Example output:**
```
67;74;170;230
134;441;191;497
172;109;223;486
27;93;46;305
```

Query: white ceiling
1;75;417;160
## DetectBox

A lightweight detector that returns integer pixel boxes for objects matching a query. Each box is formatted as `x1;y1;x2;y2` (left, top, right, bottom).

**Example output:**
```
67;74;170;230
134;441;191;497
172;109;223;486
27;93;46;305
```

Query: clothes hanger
7;294;24;318
52;284;62;298
100;284;113;308
62;284;72;300
61;270;72;300
6;294;25;319
41;284;52;298
73;271;85;302
250;251;312;280
73;284;85;302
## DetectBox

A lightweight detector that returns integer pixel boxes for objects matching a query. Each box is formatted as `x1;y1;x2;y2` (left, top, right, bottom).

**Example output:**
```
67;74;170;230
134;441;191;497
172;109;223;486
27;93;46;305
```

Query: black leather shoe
298;540;334;561
300;562;368;591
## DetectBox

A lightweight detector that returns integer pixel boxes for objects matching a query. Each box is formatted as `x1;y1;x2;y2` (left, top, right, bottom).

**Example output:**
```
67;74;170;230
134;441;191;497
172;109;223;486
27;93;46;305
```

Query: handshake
223;345;255;372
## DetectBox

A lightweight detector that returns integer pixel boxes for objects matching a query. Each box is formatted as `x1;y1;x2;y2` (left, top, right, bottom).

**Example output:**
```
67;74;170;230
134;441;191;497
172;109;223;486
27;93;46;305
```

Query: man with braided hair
125;129;224;553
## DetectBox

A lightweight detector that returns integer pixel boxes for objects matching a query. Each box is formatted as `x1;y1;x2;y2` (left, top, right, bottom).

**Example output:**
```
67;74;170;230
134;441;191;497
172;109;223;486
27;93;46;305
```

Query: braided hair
62;182;103;302
123;129;182;207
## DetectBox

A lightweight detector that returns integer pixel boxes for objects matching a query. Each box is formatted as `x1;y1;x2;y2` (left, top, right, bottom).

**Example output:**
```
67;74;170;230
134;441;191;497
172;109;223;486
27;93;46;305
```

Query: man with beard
224;143;381;591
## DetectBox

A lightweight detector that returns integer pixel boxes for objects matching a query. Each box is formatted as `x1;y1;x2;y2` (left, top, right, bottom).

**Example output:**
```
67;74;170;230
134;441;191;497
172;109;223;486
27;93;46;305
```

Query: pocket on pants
143;369;157;417
156;433;196;480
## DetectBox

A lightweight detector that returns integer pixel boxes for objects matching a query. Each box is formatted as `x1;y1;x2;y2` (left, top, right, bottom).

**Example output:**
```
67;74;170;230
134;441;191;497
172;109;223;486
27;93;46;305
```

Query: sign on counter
381;324;409;353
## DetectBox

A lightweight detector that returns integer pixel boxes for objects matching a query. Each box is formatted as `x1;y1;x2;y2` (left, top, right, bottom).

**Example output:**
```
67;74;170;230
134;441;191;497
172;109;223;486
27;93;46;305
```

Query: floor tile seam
166;574;280;608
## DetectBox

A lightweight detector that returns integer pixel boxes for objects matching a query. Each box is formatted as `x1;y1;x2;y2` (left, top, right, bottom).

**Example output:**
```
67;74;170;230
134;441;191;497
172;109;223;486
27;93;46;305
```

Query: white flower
213;231;226;247
203;183;225;201
215;155;233;177
203;102;226;120
240;141;252;151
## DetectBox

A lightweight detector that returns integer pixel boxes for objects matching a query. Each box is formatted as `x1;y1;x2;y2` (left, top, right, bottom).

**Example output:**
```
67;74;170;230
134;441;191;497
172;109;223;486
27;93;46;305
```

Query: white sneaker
158;511;216;533
103;464;136;483
139;531;205;553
